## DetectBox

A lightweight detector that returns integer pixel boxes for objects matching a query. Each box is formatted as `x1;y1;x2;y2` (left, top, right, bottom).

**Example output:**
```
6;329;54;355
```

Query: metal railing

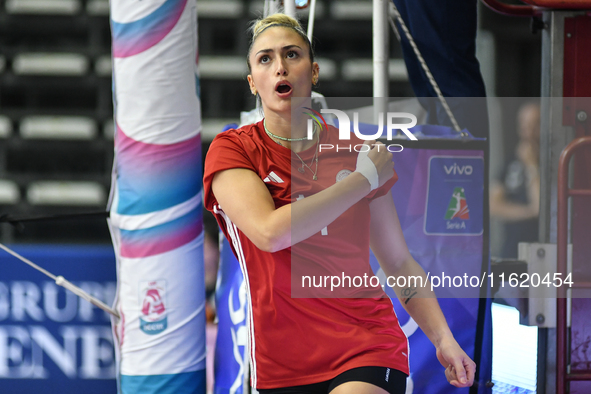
480;0;541;16
480;0;591;16
557;136;591;394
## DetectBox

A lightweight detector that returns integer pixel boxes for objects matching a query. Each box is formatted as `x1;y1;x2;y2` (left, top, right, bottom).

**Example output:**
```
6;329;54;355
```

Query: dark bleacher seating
0;0;414;244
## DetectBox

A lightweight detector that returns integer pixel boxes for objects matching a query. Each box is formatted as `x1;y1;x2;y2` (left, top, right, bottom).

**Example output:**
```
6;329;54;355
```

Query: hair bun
251;13;304;40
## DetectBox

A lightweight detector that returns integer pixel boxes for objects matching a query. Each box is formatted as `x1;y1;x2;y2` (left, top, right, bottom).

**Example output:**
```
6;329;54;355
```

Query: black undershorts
257;366;407;394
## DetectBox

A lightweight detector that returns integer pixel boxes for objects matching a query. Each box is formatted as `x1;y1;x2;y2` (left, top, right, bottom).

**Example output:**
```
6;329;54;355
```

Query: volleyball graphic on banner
139;280;168;335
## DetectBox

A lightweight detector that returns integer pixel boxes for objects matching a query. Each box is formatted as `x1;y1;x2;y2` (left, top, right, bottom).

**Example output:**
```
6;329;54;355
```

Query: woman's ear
247;75;257;95
312;62;320;85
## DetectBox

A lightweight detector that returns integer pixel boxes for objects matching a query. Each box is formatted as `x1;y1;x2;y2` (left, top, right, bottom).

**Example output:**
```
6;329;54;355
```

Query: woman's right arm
211;141;393;253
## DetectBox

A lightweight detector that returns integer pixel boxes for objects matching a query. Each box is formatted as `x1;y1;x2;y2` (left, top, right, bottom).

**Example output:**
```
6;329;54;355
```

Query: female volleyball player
203;13;476;394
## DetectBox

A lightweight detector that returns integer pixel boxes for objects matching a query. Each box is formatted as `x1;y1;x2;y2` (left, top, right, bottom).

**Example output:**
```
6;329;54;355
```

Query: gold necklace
264;121;320;181
293;132;320;180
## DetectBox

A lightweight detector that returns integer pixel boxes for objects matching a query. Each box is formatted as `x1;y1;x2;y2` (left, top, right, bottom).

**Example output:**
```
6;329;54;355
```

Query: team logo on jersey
139;280;168;335
444;187;470;220
336;169;352;182
424;156;483;235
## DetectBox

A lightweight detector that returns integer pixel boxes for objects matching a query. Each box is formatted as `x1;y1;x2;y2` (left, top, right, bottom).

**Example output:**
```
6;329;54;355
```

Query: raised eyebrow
255;45;303;56
255;49;273;56
283;45;303;52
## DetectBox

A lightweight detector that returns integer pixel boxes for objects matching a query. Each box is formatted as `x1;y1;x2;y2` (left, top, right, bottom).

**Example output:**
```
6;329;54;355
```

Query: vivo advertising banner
372;141;491;393
0;245;117;393
108;0;206;392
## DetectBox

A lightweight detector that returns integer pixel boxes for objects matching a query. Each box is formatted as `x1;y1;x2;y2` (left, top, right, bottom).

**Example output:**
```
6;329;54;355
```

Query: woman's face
518;103;541;143
247;27;319;117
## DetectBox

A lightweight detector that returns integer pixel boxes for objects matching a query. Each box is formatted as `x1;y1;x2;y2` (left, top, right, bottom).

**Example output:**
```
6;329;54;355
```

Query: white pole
373;0;389;124
264;0;279;17
284;0;296;18
307;0;317;40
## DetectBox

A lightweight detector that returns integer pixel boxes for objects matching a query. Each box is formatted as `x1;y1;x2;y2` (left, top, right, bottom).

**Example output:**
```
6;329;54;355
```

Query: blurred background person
490;101;541;259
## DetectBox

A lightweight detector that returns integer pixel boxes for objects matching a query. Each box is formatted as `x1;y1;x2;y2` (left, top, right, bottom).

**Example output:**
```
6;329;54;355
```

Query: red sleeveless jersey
203;120;409;389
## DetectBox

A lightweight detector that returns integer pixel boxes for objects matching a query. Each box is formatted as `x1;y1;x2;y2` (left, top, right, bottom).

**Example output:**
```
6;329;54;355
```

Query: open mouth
275;81;293;94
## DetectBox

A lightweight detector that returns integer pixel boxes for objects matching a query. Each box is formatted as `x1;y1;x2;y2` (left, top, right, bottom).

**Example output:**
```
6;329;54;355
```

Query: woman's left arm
369;190;476;388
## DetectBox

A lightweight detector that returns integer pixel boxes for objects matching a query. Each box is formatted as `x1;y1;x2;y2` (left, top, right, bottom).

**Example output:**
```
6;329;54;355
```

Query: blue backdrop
0;245;117;393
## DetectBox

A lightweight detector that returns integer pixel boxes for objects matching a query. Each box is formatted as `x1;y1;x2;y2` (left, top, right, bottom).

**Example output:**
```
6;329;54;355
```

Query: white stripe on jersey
387;296;411;372
214;204;258;388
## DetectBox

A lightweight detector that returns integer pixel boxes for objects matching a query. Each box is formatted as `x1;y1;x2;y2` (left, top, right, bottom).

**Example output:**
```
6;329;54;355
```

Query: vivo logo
308;109;418;141
444;163;473;175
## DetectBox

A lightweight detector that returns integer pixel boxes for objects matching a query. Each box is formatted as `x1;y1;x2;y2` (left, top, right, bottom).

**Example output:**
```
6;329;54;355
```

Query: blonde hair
247;13;315;72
